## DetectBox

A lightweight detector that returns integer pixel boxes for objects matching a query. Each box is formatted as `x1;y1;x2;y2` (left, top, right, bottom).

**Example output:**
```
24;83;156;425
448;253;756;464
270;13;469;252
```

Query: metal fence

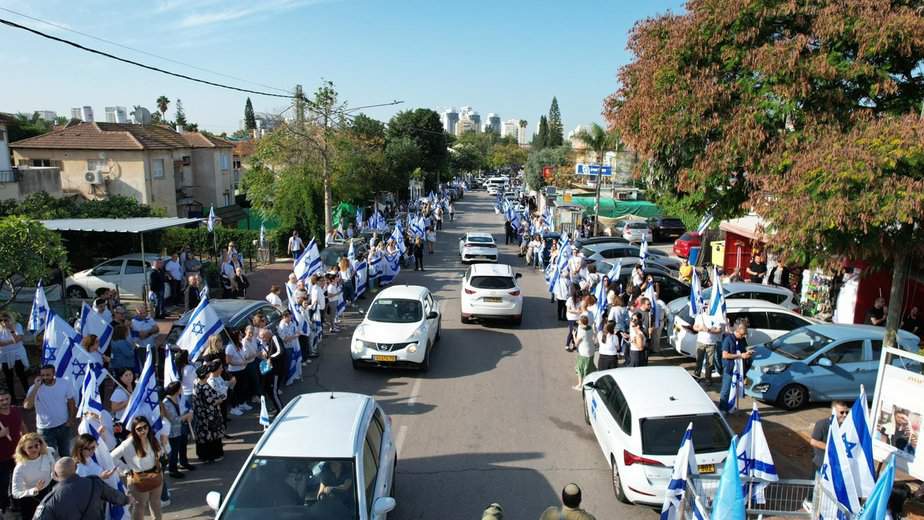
679;474;853;519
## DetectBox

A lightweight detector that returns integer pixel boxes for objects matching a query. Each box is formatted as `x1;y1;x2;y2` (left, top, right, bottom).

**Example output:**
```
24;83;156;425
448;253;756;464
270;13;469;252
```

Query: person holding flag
818;410;861;518
736;403;778;504
841;386;876;499
660;423;699;520
28;281;50;334
162;381;194;479
719;320;751;413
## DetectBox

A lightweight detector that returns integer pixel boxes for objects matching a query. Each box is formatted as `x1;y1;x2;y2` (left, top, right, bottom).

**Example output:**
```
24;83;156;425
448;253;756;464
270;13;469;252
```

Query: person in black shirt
809;401;850;471
866;297;887;326
901;305;921;336
746;253;767;283
149;259;167;319
184;274;201;312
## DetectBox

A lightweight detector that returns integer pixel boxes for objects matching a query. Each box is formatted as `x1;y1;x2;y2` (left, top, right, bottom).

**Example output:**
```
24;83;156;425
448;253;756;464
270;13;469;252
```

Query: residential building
105;106;129;124
35;111;57;122
70;108;82;121
0;113;63;201
457;106;481;135
82;106;94;122
484;113;501;134
517;120;528;146
0;113;12;174
502;119;518;140
9;122;237;219
442;108;459;135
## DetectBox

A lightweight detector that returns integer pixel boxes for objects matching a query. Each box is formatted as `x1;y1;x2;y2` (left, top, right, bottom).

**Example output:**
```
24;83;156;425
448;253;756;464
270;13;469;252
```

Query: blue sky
0;0;684;135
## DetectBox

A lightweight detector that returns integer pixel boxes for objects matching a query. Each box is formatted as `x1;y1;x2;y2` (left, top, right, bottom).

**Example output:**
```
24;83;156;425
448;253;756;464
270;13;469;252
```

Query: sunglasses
134;425;149;432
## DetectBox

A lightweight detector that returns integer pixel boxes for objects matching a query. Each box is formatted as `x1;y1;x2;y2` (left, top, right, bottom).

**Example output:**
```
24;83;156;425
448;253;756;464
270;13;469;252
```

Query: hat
481;503;503;520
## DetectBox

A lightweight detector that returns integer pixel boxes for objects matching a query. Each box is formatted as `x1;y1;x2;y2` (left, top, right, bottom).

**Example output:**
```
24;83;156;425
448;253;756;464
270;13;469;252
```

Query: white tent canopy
40;217;204;233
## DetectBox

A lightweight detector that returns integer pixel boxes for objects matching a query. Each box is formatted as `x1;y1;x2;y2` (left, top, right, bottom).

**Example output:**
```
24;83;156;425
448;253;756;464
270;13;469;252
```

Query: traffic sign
575;163;612;176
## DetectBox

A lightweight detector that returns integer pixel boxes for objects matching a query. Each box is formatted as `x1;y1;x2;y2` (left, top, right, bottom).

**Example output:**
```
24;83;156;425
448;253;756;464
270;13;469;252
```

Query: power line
0;17;294;99
0;6;291;94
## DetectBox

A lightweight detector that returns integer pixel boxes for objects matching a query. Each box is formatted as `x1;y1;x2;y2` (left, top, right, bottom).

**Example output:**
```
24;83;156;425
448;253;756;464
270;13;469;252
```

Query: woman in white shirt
11;433;56;518
597;322;620;370
265;285;284;309
80;334;108;369
0;313;29;401
109;368;135;415
564;284;582;352
112;415;164;520
225;338;250;417
72;433;118;487
277;311;300;383
339;258;354;307
572;315;597;390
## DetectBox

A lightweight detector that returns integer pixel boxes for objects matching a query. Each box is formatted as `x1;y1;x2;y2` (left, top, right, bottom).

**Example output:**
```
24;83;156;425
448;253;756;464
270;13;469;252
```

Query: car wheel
66;286;87;299
420;344;431;372
777;384;808;410
512;315;522;326
351;359;362;370
611;455;631;504
582;390;590;425
460;313;471;324
435;321;441;342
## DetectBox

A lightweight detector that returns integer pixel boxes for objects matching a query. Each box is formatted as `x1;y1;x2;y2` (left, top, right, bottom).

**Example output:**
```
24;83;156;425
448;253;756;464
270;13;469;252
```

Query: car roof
465;232;494;240
176;299;269;327
717;282;792;296
374;284;429;301
470;263;514;277
583;242;635;252
719;299;797;312
107;253;163;261
806;323;920;343
602;366;718;418
256;392;371;458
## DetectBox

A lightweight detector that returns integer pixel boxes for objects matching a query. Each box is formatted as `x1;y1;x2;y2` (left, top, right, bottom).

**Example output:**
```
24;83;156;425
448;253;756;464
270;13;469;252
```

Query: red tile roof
182;132;233;148
9;122;192;150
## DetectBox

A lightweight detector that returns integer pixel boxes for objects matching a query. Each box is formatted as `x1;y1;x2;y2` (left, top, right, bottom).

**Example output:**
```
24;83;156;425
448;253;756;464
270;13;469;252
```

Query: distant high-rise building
485;113;501;134
82;106;94;122
468;112;481;133
70;107;83;121
105;106;129;123
35;110;57;122
501;119;518;139
442;108;459;135
517;120;528;146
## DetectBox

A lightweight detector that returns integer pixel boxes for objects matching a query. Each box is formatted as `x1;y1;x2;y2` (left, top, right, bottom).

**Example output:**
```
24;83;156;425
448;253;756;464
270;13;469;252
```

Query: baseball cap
481;503;503;520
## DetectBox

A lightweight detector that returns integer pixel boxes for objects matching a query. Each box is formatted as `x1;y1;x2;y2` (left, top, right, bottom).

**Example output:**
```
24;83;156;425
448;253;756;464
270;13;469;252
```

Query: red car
672;232;702;259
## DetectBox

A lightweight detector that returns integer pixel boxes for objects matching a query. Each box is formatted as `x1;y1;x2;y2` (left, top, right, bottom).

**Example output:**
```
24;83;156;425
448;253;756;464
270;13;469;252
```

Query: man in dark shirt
900;305;920;335
719;321;752;412
866;297;887;326
184;274;201;312
34;457;131;520
809;401;850;472
149;259;167;319
746;253;767;283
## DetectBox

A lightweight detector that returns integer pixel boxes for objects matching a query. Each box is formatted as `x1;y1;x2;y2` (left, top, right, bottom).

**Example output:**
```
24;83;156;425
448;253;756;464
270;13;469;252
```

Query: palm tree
156;96;170;122
574;123;623;236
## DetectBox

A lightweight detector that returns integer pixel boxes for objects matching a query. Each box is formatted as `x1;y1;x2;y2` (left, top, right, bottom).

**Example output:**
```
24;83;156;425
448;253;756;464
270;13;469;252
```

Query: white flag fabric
736;403;778;503
705;266;727;328
842;386;876;498
726;358;745;414
353;259;368;299
644;283;660;329
163;349;180;387
259;395;271;428
380;251;401;285
207;205;216;232
294;239;322;281
175;296;225;361
28;280;50;332
77;368;105;418
120;349;164;437
689;269;703;316
697;213;714;235
42;309;99;395
819;416;861;518
79;302;113;353
390;228;406;254
639;238;648;268
659;422;698;520
347;240;356;264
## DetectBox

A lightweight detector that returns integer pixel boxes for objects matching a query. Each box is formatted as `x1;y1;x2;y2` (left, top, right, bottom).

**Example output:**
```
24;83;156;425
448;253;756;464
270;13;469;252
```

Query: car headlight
407;343;418;353
761;364;789;374
352;339;369;353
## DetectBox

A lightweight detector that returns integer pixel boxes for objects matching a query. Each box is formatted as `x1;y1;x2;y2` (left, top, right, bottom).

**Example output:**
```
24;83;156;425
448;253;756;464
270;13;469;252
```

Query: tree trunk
883;234;911;350
322;152;332;234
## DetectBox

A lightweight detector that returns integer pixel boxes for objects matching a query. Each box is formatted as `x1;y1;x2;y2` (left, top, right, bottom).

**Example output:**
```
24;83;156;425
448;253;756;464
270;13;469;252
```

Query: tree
534;116;549;149
244;97;257;131
0;216;68;309
156;96;170;122
384;137;422;195
488;142;528;171
574;123;623;235
6;113;57;142
174;99;188;128
547;97;563;147
525;145;571;191
607;0;924;348
386;109;449;187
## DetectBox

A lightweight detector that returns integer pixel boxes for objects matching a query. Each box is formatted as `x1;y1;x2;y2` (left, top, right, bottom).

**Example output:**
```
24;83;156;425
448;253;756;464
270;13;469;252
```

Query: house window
87;159;107;172
182;156;191;166
220;153;230;170
223;192;231;206
30;159;52;167
152;159;165;179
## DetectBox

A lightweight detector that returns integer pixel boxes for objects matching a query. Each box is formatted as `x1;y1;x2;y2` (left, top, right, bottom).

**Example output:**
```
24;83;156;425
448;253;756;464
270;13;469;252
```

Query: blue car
746;324;920;410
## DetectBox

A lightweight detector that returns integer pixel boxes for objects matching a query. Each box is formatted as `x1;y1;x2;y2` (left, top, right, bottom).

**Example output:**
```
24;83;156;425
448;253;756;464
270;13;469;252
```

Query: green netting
237;208;280;230
558;196;661;218
332;202;357;227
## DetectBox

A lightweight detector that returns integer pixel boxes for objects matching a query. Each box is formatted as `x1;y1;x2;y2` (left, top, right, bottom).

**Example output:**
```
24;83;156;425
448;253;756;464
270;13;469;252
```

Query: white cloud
177;0;330;29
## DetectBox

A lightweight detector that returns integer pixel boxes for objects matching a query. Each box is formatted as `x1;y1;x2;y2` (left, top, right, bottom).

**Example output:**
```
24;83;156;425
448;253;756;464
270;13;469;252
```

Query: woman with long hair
0;312;29;401
192;364;225;463
628;312;648;367
11;433;55;519
564;284;582;352
597;322;620;371
112;415;164;519
109;368;135;415
71;433;118;489
573;315;597;390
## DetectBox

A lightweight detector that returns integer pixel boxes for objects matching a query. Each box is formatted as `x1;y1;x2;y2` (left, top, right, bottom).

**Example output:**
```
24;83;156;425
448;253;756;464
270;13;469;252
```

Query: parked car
581;243;683;272
65;253;168;300
351;285;441;370
667;282;798;321
582;366;732;505
458;232;498;263
648;217;686;242
206;392;397;519
460;263;523;325
573;236;630;250
746;324;921;410
669;299;815;359
672;232;702;259
165;299;284;349
617;221;653;243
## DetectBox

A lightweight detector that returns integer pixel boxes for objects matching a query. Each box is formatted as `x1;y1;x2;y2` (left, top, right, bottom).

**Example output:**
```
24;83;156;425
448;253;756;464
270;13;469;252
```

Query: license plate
373;355;397;362
698;464;716;474
483;297;502;303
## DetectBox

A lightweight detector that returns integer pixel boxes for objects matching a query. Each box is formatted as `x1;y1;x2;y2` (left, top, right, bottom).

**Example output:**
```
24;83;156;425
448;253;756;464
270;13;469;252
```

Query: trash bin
711;240;725;269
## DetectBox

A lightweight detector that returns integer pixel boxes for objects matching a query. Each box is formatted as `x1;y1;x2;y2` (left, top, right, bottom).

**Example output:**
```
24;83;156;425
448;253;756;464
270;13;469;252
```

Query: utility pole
294;84;305;127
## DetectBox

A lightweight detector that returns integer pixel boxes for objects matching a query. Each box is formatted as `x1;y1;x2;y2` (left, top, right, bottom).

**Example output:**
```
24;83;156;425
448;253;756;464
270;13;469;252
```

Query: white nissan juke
351;285;441;371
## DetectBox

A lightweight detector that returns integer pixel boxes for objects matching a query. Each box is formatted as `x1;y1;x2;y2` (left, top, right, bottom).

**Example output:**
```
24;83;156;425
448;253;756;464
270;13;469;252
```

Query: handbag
259;359;273;375
128;464;162;492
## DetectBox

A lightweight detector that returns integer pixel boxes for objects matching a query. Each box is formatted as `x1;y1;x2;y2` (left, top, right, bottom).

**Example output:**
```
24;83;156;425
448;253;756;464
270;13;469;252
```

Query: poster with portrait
871;348;924;480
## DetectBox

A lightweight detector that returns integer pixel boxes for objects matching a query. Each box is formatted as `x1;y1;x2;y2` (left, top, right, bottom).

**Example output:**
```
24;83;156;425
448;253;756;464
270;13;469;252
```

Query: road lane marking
408;377;423;407
395;424;408;455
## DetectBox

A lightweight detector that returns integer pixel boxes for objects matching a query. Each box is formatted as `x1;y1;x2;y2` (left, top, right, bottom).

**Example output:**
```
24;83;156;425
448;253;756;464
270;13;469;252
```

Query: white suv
351;285;441;370
460;263;523;325
459;232;498;263
207;392;397;519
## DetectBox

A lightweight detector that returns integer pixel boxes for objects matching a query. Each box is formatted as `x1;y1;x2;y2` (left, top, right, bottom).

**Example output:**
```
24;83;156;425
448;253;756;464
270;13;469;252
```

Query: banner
870;347;924;480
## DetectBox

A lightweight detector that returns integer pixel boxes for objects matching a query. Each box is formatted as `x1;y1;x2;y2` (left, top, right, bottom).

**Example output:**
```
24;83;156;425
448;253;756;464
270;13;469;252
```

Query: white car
582;366;732;506
669;299;815;358
65;253;169;300
460;263;523;325
619;221;653;243
207;392;397;519
666;282;799;328
459;232;498;263
487;186;499;195
351;285;441;370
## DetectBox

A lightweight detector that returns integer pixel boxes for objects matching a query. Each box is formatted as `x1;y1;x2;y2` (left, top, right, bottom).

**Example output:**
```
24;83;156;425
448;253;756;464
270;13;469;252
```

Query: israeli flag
28;280;49;333
286;339;301;385
857;455;895;520
120;349;164;437
207;205;216;232
689;269;703;316
380;251;401;285
712;436;746;520
606;259;623;293
594;276;607;331
347;240;356;264
705;266;727;328
819;415;861;518
697;213;714;235
259;222;266;248
559;231;570;247
644;283;660;329
660;422;698;520
639;238;648;268
79;302;113;353
736;403;778;503
285;285;310;336
163;349;180;387
411;216;424;238
369;252;382;281
175;296;225;361
548;243;571;294
77;368;105;417
41;309;94;386
842;385;876;498
294;239;322;281
542;208;553;230
259;395;271;428
726;358;745;413
390;227;406;254
355;207;364;228
354;259;368;299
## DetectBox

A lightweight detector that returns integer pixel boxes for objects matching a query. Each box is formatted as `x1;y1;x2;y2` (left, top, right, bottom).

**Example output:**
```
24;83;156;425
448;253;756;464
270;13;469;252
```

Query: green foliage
386;109;449;187
156;96;170;119
6;113;59;143
0;217;68;308
384;137;422;192
525;145;571;191
488;143;528;170
160;226;264;259
174;99;188;128
0;192;160;219
534;116;549;150
547;97;564;147
244;98;256;131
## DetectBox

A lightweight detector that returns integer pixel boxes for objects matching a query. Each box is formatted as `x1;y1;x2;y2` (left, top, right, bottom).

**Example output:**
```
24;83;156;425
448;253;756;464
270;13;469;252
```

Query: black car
165;299;285;349
648;217;687;242
573;235;630;249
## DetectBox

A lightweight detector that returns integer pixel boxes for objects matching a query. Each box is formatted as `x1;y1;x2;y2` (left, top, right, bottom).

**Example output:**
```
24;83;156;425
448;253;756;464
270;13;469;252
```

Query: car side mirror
373;497;397;515
427;311;439;320
514;273;523;279
583;381;597;390
206;491;221;511
817;357;833;368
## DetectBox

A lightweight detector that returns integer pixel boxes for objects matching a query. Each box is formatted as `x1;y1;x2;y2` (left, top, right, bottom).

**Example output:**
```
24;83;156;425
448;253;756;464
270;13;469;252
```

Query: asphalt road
163;192;659;519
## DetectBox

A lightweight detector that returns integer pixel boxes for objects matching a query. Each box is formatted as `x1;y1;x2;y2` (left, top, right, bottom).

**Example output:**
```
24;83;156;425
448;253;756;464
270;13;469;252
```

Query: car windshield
641;414;731;455
767;329;832;360
661;219;684;226
678;232;698;241
367;298;422;323
221;457;357;520
470;276;515;290
467;236;493;243
627;222;648;229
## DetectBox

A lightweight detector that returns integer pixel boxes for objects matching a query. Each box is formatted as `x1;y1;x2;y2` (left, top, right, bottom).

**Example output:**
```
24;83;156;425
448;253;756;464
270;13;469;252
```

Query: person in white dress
0;313;29;401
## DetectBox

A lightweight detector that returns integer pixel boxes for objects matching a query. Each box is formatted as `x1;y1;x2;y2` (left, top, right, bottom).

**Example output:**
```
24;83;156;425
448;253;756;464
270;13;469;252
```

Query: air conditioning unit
85;170;104;185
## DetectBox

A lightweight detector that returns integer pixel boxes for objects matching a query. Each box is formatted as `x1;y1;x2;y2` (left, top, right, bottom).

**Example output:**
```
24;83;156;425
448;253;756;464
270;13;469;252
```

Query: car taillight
464;288;476;295
508;290;520;296
623;450;665;467
484;244;496;248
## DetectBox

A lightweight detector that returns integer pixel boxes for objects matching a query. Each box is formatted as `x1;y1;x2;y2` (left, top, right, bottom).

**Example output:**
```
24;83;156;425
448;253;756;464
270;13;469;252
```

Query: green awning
332;202;357;227
558;196;661;219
